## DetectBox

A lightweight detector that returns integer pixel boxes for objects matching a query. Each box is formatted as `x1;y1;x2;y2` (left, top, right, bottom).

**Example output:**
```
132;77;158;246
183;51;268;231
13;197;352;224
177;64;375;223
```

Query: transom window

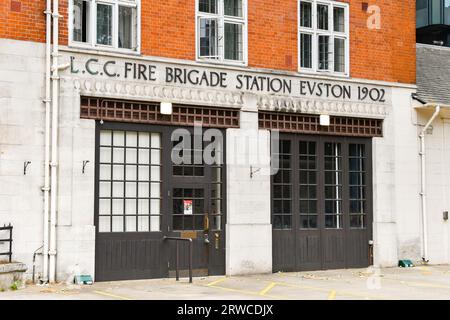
298;0;349;75
70;0;139;52
197;0;247;64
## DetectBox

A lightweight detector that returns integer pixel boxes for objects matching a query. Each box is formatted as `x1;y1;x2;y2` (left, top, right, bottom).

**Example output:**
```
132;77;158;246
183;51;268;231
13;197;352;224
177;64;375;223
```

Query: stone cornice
69;77;244;108
257;95;388;119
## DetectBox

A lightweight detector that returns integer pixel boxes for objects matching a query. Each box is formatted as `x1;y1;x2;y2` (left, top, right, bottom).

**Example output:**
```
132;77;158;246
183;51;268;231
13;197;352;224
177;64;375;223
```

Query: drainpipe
419;104;441;263
42;0;52;284
49;0;60;283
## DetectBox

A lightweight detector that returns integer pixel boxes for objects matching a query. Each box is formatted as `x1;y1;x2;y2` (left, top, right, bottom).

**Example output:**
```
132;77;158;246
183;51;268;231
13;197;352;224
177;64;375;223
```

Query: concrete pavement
1;265;450;300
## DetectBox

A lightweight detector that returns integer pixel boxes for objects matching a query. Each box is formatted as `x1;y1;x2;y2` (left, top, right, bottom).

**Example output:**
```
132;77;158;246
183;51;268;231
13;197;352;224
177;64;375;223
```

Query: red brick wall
0;0;416;84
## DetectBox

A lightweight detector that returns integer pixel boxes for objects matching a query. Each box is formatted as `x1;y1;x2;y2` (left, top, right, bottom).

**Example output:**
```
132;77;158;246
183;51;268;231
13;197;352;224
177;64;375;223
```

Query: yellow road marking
207;284;288;299
207;277;227;287
417;266;432;275
273;281;387;300
259;282;277;296
327;290;337;300
93;290;132;300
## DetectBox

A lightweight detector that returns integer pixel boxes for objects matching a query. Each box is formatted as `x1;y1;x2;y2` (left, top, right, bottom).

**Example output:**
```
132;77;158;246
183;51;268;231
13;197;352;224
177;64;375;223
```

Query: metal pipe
32;246;43;284
176;241;179;281
188;240;193;283
163;237;193;283
49;0;60;283
419;104;441;263
42;0;52;284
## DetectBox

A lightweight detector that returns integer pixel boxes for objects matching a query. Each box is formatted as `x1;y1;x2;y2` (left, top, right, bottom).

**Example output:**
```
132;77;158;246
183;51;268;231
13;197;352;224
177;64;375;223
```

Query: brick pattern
0;0;416;84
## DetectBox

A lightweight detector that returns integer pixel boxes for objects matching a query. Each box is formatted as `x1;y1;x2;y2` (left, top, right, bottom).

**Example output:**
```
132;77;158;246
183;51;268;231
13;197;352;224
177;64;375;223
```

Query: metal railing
0;224;13;263
164;236;193;283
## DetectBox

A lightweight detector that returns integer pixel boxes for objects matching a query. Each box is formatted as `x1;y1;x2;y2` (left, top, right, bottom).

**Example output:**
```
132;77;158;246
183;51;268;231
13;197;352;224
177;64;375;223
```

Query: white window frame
195;0;248;66
68;0;141;54
298;0;349;76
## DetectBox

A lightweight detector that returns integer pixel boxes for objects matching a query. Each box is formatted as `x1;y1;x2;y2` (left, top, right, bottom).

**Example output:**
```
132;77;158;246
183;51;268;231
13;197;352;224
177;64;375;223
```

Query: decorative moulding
70;78;244;109
257;95;388;119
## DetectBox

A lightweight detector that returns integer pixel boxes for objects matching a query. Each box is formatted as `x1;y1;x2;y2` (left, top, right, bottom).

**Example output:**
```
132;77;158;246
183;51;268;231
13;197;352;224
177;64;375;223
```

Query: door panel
272;134;372;272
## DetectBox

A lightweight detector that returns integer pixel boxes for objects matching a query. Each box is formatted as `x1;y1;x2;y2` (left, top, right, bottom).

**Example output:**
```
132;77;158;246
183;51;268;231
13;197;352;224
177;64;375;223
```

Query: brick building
1;0;447;283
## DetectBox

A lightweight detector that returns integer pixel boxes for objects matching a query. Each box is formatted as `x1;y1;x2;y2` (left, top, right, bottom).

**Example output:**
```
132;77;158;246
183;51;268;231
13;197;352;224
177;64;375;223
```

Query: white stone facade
0;38;448;282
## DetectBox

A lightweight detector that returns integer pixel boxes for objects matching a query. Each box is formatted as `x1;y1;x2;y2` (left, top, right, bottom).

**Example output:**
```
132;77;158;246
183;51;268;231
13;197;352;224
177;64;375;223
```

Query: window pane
199;0;218;14
225;23;243;61
119;6;135;49
417;0;429;27
100;130;111;145
97;4;113;46
300;1;312;28
300;33;312;68
431;0;442;24
150;215;160;232
151;133;161;148
126;216;136;232
112;216;124;232
126;131;137;147
334;38;345;72
318;35;330;70
138;216;149;232
446;0;450;24
73;0;90;43
113;131;125;146
224;0;243;17
99;216;111;232
333;6;345;32
100;147;111;163
317;4;329;30
100;164;111;180
200;18;218;58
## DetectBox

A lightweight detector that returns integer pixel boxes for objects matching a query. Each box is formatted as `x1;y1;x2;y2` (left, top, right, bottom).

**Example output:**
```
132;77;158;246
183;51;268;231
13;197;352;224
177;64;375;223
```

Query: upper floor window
299;0;349;75
197;0;247;65
70;0;139;52
417;0;450;27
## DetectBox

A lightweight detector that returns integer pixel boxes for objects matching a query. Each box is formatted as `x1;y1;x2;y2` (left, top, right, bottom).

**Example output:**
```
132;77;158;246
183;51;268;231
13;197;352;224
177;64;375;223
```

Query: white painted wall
0;39;46;279
0;39;96;281
372;87;423;267
419;117;450;264
225;93;272;275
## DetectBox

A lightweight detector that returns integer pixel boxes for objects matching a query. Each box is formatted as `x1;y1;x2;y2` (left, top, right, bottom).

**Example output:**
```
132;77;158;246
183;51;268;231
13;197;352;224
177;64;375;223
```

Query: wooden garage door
272;134;373;271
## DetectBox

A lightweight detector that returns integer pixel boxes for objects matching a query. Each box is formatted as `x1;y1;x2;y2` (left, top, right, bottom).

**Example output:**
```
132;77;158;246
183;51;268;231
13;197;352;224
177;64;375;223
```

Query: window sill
298;68;350;79
196;58;248;68
68;42;141;57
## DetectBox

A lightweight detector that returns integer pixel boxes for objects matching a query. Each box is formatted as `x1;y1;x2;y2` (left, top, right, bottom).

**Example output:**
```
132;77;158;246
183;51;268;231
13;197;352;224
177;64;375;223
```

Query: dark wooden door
272;134;372;272
167;127;226;277
95;123;225;281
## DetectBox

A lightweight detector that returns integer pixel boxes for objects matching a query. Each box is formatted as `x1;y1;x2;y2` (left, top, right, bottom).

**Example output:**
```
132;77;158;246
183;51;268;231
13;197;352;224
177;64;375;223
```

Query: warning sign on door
183;200;193;215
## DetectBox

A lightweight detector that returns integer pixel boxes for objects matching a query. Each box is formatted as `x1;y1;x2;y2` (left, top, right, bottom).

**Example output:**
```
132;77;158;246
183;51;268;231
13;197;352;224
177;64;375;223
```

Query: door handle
204;213;210;245
204;214;210;233
214;232;220;250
